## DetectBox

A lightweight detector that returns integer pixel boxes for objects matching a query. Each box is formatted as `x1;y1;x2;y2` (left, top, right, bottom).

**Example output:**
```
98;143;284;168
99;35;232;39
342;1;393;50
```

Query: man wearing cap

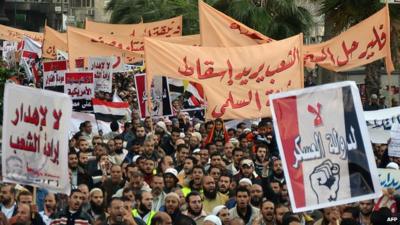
229;187;259;225
163;192;195;224
202;176;228;214
212;205;230;225
233;159;261;185
364;94;380;111
163;168;180;193
203;215;222;225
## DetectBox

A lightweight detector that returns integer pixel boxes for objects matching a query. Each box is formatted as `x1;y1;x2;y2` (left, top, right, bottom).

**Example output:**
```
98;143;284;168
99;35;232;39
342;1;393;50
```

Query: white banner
88;56;113;93
389;123;400;157
378;168;400;191
364;106;400;144
2;84;72;194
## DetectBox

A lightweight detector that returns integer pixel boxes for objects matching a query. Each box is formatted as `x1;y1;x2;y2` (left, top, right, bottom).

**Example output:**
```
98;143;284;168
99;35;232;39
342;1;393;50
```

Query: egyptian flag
92;98;130;122
271;82;380;212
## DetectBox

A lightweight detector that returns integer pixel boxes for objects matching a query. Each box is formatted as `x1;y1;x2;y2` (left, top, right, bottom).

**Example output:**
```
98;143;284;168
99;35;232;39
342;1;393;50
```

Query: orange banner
85;16;183;38
42;26;67;59
0;24;43;42
199;1;393;74
304;6;394;74
67;27;143;70
69;26;145;54
144;34;304;119
199;0;273;46
159;34;201;46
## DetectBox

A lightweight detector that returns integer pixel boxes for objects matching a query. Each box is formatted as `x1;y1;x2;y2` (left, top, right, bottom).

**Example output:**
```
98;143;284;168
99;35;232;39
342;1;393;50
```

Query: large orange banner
304;6;394;74
42;26;67;59
200;1;393;74
144;34;304;119
85;16;182;38
199;0;273;46
67;27;143;70
0;24;43;42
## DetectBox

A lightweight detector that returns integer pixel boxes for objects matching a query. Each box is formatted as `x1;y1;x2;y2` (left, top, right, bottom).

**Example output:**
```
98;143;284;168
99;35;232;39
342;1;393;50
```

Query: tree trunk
318;10;339;84
364;60;382;98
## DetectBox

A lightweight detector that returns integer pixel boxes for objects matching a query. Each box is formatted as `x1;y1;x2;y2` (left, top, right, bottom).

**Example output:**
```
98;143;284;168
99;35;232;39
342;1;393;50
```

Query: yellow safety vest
132;209;156;225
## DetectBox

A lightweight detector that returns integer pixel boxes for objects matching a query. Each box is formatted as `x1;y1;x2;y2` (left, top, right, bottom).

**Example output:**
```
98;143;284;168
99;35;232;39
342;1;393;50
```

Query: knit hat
204;215;222;225
212;205;227;216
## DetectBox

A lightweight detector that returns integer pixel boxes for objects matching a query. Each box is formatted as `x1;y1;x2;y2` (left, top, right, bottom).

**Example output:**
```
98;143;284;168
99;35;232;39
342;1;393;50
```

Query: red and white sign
270;81;381;212
43;60;68;91
65;72;94;111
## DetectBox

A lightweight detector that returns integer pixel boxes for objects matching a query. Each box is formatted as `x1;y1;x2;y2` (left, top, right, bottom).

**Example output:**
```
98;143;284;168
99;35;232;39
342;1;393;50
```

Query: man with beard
182;166;205;197
142;158;156;186
102;197;144;225
69;151;93;189
163;168;180;194
175;144;190;173
88;188;106;221
10;203;46;225
183;192;207;225
250;184;264;208
178;157;197;187
160;127;181;156
102;165;126;205
114;136;128;166
0;184;17;219
234;159;261;185
274;204;289;225
162;192;195;224
189;133;201;152
251;201;275;225
51;189;92;225
151;175;166;211
39;193;57;225
359;200;373;225
143;140;159;162
262;159;284;204
132;191;156;225
229;187;259;225
226;148;244;176
202;176;228;214
217;174;231;197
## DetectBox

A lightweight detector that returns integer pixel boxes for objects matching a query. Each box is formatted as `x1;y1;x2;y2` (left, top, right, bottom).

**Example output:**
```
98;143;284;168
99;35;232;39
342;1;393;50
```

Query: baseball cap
241;159;254;167
164;168;179;180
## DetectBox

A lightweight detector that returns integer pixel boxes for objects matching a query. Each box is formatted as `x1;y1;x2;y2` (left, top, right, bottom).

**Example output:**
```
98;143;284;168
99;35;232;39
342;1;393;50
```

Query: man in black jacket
50;189;92;225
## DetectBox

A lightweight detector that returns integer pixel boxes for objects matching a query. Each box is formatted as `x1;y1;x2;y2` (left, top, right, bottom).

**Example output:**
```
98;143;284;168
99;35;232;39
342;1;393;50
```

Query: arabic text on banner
43;60;68;93
2;83;71;194
144;34;304;120
88;56;113;93
65;72;94;111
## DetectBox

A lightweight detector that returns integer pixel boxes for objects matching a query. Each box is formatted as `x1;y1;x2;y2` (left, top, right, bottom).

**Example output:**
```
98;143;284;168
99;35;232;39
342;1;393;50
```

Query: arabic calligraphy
304;24;387;67
67;87;93;97
178;47;299;86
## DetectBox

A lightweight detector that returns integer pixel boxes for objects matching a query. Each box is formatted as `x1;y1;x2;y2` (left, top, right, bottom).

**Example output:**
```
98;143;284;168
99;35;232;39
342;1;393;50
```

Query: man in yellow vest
132;191;156;225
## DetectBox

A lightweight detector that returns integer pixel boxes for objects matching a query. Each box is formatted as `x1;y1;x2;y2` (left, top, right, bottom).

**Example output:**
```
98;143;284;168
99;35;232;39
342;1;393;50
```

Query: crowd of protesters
0;70;399;225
